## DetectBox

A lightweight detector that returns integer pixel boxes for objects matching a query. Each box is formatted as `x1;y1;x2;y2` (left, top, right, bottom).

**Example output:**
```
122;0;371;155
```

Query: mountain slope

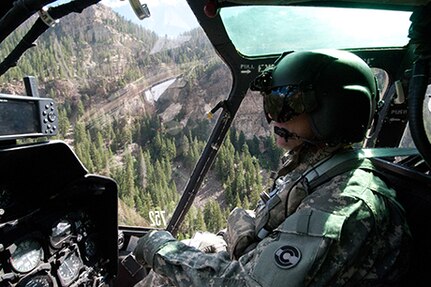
0;4;275;229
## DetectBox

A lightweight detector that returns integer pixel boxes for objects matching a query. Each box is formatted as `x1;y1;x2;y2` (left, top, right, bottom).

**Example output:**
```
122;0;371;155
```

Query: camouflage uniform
134;144;410;287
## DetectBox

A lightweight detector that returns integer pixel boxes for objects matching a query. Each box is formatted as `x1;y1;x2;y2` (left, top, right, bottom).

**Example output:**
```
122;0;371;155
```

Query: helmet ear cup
341;85;374;143
306;50;377;144
310;85;373;143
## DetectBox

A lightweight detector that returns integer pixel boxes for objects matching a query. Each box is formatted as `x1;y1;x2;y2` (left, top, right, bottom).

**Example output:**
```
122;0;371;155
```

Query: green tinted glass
220;6;412;56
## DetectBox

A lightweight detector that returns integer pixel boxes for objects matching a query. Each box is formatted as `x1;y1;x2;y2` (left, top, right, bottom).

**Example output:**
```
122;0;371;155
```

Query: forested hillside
0;4;281;237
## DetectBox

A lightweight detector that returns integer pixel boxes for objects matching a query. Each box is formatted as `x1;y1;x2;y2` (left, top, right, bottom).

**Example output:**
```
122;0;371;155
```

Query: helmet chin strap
274;126;318;146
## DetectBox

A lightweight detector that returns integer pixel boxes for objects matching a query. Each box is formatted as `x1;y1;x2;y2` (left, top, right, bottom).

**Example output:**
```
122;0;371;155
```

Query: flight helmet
250;49;378;144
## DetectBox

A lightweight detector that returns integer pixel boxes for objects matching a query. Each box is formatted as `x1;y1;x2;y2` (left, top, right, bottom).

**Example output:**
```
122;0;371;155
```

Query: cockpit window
220;6;412;56
399;85;431;148
372;68;390;99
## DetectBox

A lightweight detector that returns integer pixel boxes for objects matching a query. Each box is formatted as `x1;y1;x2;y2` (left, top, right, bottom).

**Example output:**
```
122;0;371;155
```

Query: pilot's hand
182;231;227;253
133;230;176;268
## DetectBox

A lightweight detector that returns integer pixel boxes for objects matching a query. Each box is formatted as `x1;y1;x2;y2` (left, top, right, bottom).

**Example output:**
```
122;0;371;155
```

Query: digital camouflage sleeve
134;167;410;287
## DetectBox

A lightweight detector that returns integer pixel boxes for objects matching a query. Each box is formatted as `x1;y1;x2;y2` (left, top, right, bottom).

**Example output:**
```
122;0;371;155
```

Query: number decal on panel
149;210;167;227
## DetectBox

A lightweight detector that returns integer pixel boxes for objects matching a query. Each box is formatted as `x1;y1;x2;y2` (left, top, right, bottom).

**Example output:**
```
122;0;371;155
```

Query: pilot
133;50;410;286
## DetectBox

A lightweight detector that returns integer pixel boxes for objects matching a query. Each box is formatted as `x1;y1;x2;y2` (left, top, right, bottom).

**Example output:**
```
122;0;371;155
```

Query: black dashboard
0;141;118;287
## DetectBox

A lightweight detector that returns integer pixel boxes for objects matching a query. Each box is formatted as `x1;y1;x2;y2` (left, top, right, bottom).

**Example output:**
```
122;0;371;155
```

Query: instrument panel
0;179;117;287
0;141;118;287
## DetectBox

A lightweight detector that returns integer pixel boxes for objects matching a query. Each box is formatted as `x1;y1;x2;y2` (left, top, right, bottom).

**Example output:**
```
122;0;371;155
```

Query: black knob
48;112;56;122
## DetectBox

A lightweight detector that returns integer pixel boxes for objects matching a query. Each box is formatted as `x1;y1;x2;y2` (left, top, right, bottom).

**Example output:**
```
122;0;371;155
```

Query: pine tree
203;202;213;232
58;108;71;137
203;201;225;233
195;208;206;231
90;141;103;172
76;99;85;120
179;134;190;158
211;201;225;232
121;151;137;208
136;148;147;190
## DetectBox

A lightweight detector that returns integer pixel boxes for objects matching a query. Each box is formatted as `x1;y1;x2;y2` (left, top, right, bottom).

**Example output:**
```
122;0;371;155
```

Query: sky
100;0;200;37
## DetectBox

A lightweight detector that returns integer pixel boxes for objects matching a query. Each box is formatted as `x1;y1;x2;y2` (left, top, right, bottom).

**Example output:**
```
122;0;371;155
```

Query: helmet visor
262;85;305;123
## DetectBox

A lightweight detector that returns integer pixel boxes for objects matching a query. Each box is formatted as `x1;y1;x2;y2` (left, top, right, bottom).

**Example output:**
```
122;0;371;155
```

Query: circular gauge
57;252;82;285
17;275;53;287
10;239;44;273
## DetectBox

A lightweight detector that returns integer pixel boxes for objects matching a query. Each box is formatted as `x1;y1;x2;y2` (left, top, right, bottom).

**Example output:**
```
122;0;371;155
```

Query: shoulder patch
274;245;301;269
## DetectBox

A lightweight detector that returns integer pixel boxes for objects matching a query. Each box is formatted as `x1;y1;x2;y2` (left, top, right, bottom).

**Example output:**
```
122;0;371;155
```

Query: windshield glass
0;0;231;233
220;6;412;56
0;1;423;239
